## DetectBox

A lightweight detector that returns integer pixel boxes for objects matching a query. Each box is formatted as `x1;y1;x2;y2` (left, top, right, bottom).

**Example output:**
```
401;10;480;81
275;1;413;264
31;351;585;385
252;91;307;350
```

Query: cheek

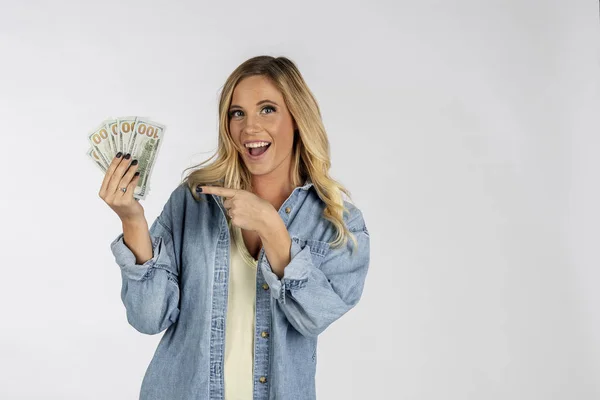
229;125;241;142
273;132;294;152
229;121;237;135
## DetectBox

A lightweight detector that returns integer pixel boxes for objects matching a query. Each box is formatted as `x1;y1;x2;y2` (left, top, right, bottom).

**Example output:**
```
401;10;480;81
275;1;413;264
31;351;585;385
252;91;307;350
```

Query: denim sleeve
260;216;370;338
110;206;181;335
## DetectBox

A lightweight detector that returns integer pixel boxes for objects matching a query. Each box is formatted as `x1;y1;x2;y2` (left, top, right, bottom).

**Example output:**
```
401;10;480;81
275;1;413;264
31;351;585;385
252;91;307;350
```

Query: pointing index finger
197;185;237;198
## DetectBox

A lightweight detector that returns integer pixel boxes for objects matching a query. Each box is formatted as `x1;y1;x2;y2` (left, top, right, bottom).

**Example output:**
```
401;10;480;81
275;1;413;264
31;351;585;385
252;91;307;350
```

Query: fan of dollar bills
86;116;166;200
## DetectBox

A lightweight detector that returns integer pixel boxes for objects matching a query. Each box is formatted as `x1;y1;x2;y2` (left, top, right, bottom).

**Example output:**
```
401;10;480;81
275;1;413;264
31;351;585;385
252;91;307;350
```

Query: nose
243;115;262;135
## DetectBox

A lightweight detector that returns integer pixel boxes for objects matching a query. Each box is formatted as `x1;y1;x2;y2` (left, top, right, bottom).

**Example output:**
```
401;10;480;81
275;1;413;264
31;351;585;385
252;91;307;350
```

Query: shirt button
262;283;269;290
259;376;267;384
285;207;291;214
261;331;269;338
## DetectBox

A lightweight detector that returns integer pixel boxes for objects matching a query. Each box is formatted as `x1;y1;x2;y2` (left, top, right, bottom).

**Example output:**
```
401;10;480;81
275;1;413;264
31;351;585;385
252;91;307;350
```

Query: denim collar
300;176;313;191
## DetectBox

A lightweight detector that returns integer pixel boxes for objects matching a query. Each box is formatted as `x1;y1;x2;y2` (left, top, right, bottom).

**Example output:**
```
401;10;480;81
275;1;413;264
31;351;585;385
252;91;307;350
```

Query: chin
246;165;271;176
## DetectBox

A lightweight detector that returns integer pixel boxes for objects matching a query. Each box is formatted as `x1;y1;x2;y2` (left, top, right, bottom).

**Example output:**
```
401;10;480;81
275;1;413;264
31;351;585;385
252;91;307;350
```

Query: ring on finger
118;177;130;195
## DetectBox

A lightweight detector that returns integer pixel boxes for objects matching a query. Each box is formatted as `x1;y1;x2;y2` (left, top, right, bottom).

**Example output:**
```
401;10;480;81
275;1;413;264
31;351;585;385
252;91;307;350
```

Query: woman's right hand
99;152;145;222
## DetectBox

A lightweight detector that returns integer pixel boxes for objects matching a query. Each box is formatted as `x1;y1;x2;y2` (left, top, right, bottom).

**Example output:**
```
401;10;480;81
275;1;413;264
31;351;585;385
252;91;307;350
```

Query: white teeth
245;141;270;148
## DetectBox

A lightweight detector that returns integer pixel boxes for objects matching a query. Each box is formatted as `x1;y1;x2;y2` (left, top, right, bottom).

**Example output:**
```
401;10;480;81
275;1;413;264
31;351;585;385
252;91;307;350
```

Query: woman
99;56;370;400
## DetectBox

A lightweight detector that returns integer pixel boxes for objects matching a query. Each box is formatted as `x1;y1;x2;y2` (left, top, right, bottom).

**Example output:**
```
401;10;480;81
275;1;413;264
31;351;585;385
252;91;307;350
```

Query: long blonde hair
181;55;357;251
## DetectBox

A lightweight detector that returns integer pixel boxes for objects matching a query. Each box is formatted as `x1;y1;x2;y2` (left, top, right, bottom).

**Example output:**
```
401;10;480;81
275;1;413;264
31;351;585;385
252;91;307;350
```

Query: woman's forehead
232;76;282;102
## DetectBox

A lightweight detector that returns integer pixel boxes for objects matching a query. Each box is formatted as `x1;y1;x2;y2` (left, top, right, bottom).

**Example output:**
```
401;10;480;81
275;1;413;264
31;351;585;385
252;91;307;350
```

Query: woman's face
228;75;297;177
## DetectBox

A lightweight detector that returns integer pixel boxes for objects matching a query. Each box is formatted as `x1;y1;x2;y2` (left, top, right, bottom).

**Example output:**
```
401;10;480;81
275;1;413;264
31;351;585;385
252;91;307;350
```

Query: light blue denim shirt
110;178;370;400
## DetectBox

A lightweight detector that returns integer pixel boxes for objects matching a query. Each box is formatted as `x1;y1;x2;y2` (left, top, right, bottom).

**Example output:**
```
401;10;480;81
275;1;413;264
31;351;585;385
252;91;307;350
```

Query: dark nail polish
134;171;140;176
196;185;202;193
115;152;122;158
131;159;138;165
124;153;131;159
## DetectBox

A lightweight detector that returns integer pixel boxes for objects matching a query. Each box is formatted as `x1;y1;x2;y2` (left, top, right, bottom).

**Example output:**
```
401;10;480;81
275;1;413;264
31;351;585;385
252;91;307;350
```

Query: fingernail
196;185;202;193
115;152;122;158
131;159;138;165
134;171;140;176
124;153;131;159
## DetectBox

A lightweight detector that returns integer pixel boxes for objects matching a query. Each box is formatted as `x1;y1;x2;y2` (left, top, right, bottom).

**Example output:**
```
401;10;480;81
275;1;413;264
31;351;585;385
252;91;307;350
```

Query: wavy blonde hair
180;55;357;251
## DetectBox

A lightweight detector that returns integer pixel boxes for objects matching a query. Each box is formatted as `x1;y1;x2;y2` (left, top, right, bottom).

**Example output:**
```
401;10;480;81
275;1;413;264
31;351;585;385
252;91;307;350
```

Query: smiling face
228;75;297;179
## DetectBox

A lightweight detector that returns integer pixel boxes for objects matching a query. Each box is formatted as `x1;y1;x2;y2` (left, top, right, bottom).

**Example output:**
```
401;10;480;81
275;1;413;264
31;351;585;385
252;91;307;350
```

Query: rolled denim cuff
110;233;163;281
260;240;312;304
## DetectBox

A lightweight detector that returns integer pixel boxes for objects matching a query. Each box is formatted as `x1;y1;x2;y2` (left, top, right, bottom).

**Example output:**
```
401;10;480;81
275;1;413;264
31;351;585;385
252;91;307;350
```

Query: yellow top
224;220;258;400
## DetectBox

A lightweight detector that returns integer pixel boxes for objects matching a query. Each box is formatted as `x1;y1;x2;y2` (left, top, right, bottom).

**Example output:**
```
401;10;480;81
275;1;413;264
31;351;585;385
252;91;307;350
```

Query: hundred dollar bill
87;120;115;169
87;147;107;173
128;118;165;200
118;116;138;155
105;118;121;155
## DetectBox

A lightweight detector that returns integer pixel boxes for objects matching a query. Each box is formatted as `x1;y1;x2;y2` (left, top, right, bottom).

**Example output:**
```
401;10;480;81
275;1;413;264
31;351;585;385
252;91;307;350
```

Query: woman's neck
251;174;295;212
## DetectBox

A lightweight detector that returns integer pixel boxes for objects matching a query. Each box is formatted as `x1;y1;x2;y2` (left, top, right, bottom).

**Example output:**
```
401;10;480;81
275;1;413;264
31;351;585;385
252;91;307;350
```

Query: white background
0;0;598;399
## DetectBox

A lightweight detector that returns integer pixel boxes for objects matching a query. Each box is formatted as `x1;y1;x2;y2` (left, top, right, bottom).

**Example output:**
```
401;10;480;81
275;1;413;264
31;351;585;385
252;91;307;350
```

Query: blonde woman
99;55;370;400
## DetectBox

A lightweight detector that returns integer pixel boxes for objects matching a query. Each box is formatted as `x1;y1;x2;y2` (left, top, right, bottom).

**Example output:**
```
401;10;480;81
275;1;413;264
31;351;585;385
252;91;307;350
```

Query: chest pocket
291;236;330;269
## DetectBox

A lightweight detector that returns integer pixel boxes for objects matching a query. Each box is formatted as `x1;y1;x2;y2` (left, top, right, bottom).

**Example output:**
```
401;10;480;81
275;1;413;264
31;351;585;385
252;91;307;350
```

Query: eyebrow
229;99;279;109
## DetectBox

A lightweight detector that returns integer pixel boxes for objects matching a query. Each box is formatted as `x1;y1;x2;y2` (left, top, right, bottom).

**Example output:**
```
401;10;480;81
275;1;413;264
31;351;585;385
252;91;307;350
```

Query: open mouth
246;143;271;158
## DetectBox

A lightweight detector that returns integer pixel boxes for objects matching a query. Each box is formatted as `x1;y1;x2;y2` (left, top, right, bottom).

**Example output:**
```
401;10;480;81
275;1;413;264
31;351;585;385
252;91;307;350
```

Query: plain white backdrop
0;0;598;399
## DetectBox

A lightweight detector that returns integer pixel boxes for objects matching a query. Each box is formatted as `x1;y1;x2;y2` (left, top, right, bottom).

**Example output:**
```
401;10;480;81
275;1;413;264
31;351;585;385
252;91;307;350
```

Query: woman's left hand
197;186;277;235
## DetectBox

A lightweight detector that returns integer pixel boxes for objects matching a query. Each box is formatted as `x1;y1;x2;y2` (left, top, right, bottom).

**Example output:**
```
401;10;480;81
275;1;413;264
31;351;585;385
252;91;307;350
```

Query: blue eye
228;105;276;118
